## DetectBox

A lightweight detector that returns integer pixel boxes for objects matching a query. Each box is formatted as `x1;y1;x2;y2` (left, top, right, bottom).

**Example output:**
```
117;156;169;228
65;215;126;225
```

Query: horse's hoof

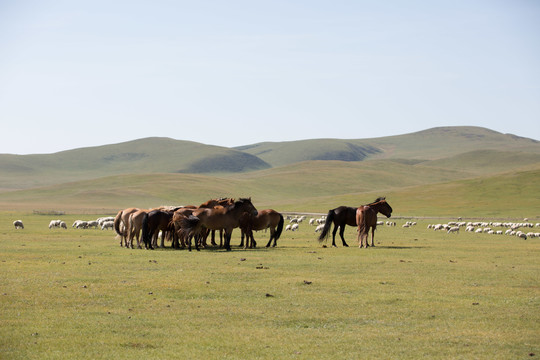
343;244;349;247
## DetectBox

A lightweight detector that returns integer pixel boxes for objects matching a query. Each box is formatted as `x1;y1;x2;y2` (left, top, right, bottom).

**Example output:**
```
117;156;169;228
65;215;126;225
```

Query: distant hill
0;126;539;203
0;137;270;190
238;127;540;167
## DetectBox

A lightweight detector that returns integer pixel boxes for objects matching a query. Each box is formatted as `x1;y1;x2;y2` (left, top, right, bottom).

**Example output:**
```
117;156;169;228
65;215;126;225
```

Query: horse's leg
224;230;232;251
135;231;141;249
269;227;276;247
339;226;349;247
160;231;166;248
194;233;200;251
252;231;257;248
210;230;217;246
242;230;248;249
370;228;375;247
331;225;339;247
266;229;273;248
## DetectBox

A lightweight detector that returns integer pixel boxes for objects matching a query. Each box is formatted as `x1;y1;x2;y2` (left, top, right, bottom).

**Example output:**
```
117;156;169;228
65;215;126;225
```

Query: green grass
1;161;538;218
1;212;539;359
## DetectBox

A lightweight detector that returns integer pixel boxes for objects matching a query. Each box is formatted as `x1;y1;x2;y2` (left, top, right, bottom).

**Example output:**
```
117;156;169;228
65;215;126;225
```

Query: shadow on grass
376;245;427;249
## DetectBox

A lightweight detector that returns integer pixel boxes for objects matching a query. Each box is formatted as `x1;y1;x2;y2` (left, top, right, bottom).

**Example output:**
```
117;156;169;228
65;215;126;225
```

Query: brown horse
171;207;197;249
317;206;357;247
199;198;234;246
356;197;393;248
179;198;258;251
240;209;284;248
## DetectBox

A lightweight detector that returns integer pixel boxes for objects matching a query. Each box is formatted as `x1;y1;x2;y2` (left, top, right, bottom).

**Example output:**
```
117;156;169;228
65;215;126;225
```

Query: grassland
1;212;538;359
0;126;538;358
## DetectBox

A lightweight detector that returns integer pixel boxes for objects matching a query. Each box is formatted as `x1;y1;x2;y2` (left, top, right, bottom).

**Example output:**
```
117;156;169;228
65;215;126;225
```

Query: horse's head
373;197;392;218
380;200;393;218
237;197;258;217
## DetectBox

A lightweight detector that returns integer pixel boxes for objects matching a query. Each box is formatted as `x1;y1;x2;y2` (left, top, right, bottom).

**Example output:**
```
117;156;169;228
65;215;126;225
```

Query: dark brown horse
142;208;181;249
179;198;258;251
239;209;284;248
317;206;358;247
356;197;393;248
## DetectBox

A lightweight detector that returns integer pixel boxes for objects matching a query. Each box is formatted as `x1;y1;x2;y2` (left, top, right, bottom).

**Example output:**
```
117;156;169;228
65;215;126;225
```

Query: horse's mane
367;197;386;206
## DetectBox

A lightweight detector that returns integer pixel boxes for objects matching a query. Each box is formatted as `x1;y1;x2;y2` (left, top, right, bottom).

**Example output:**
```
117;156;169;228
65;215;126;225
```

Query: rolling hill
238;126;540;167
0;126;538;217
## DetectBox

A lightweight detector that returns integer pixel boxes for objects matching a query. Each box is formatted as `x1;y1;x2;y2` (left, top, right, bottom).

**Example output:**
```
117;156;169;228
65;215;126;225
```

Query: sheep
447;226;459;234
101;221;114;230
48;220;62;229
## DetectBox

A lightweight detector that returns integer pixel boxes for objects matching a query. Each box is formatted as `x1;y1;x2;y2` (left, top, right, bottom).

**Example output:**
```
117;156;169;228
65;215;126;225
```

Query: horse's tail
357;209;367;237
275;214;284;241
318;210;334;242
141;212;151;248
180;215;202;237
113;210;123;236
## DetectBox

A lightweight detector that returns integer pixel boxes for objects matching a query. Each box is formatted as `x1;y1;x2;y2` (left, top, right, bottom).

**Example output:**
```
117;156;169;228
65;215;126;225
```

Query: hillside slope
0;137;270;190
238;126;540;167
1;158;538;217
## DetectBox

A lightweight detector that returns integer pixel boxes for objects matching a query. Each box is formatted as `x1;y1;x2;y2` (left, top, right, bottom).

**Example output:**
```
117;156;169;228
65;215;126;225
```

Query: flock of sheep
12;215;539;241
12;217;116;231
426;220;539;240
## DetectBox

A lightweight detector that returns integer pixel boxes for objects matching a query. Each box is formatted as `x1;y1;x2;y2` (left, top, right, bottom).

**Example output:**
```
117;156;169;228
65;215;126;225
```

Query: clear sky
1;1;539;154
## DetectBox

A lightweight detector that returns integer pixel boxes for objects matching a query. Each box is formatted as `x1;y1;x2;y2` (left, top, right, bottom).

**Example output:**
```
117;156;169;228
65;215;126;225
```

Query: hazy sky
1;1;539;154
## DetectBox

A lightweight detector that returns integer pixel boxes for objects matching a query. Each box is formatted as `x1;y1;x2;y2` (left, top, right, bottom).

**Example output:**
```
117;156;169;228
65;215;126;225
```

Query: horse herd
112;196;393;251
113;198;284;251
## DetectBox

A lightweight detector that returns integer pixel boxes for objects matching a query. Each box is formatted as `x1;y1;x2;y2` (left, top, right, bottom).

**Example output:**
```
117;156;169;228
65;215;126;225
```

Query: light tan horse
128;209;149;249
356;197;393;248
114;208;139;247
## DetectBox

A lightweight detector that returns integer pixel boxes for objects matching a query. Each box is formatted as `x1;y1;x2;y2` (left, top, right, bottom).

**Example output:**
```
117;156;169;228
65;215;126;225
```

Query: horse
141;208;180;249
114;207;140;247
239;209;284;248
179;198;258;251
317;206;358;247
171;207;197;249
356;197;393;248
199;198;234;246
127;209;149;249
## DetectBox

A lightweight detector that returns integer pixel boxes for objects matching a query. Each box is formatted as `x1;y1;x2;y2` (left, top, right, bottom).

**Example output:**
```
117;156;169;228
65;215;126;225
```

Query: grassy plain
1;212;538;359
